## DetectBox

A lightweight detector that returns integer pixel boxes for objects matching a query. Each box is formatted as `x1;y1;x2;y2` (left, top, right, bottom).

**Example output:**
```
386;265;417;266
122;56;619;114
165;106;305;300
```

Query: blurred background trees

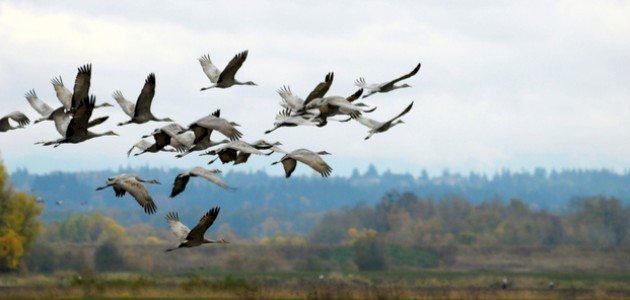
0;161;42;271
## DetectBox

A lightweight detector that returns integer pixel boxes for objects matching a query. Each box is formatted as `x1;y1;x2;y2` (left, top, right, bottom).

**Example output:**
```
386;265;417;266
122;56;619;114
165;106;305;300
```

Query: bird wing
66;96;94;138
50;76;73;110
382;101;414;126
277;86;304;110
280;157;297;178
218;50;248;83
346;88;363;102
218;148;237;164
87;116;109;128
381;63;421;89
325;97;364;112
170;174;190;197
25;90;53;117
118;176;158;215
235;152;251;164
198;54;221;83
292;150;332;177
304;72;334;106
229;141;265;155
165;212;191;241
354;115;380;129
3;111;30;127
112;90;135;118
190;167;231;189
186;207;220;241
170;132;195;152
71;64;92;111
134;73;156;117
152;131;170;150
127;139;152;157
216;121;243;141
353;77;380;91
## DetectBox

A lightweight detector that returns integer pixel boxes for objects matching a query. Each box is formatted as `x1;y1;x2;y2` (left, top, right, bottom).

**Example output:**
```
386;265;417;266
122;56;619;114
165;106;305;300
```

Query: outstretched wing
186;207;220;241
277;86;304;110
127;139;152;157
304;72;334;106
346;88;363;103
383;101;414;125
199;54;221;83
4;111;30;127
25;90;54;117
381;63;421;89
134;73;156;117
66;96;95;138
71;64;92;111
281;157;297;178
218;50;248;83
50;76;72;110
112;90;135;118
165;212;191;241
189;167;231;190
170;174;190;198
118;177;158;215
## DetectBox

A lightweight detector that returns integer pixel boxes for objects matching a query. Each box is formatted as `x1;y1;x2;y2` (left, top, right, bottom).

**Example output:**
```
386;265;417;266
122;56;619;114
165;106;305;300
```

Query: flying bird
127;139;177;157
134;123;194;156
181;110;243;142
354;101;413;140
0;111;30;132
165;207;228;252
50;64;112;111
355;63;421;98
271;148;332;178
202;140;270;165
264;108;320;134
277;72;334;112
170;167;232;198
95;174;160;215
199;50;256;90
39;96;117;147
114;73;174;126
24;90;55;123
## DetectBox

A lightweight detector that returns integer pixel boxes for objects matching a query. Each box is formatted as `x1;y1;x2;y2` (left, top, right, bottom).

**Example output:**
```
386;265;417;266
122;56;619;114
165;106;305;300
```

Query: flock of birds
1;50;420;251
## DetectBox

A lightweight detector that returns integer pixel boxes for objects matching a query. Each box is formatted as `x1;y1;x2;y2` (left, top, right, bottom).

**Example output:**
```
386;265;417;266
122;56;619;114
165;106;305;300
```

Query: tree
0;161;42;271
94;240;126;271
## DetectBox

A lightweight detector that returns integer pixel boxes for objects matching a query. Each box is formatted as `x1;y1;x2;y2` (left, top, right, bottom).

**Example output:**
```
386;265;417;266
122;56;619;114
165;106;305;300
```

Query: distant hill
10;166;630;236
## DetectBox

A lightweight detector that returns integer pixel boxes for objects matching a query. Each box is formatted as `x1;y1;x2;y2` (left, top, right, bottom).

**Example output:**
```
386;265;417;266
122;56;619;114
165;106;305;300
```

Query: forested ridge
9;165;630;236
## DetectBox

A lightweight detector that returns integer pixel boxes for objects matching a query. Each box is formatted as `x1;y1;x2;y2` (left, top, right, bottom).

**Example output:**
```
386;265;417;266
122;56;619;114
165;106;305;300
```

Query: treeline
18;192;630;274
8;166;630;236
309;192;630;249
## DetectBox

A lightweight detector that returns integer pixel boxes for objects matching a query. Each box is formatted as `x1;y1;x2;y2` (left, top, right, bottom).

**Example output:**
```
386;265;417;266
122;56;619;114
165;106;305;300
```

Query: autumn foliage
0;162;42;271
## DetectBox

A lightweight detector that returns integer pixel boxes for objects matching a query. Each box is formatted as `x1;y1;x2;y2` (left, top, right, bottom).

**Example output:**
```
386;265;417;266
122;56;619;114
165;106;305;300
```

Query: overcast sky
0;1;628;177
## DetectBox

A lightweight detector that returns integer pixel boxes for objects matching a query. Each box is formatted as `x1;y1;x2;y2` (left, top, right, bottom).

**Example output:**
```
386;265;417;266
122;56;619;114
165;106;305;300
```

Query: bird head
401;83;411;88
317;151;331;155
148;179;161;185
245;81;257;86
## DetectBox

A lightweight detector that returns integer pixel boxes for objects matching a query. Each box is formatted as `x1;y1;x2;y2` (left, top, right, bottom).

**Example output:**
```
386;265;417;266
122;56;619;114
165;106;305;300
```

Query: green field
1;270;629;299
